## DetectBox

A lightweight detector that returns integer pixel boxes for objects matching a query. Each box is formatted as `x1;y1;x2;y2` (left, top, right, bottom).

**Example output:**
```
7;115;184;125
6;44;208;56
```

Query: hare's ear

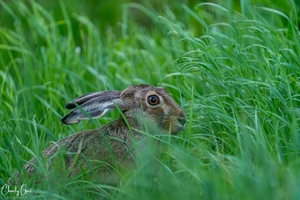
64;91;120;109
61;91;126;125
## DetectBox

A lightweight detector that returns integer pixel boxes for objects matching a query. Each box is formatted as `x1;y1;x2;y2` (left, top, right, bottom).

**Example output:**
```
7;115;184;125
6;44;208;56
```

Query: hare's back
42;128;134;167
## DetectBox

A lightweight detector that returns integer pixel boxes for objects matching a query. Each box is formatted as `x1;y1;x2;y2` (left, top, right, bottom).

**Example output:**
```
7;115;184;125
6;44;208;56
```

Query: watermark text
1;184;33;197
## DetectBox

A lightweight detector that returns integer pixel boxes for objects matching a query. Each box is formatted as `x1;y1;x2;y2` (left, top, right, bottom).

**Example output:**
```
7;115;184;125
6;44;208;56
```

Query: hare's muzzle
177;111;187;128
179;111;187;125
170;111;187;134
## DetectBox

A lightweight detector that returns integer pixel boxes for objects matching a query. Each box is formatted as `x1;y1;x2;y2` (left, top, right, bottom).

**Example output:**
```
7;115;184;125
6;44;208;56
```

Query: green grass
1;0;300;199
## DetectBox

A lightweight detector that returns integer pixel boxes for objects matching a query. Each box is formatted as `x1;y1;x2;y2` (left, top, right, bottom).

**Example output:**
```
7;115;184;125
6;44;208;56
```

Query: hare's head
61;84;186;134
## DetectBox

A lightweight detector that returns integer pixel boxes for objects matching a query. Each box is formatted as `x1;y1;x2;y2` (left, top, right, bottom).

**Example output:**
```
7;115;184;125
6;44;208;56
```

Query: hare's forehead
137;88;169;99
121;86;171;100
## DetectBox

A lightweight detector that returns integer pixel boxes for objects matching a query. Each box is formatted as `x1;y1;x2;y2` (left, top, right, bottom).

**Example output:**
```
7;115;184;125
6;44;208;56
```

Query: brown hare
12;84;186;184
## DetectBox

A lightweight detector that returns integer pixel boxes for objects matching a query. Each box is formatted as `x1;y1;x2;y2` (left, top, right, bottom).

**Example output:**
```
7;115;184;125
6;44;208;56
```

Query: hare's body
12;84;186;184
24;119;138;184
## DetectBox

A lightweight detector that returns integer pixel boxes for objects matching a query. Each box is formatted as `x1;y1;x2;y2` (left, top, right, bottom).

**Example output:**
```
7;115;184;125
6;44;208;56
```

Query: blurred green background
1;0;299;38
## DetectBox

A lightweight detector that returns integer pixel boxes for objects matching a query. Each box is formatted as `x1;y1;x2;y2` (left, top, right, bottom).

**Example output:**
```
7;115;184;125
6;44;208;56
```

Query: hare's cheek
160;120;171;133
144;106;164;116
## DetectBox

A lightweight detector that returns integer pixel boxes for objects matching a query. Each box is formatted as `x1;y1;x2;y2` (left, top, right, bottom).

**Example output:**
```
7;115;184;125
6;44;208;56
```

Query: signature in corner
1;184;33;197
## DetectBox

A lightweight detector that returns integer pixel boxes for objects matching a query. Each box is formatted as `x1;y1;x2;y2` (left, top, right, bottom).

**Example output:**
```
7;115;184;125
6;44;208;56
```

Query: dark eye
147;95;160;105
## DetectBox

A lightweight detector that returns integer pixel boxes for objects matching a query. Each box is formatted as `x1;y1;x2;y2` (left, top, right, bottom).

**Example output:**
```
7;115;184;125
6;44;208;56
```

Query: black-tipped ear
61;91;126;125
65;91;121;109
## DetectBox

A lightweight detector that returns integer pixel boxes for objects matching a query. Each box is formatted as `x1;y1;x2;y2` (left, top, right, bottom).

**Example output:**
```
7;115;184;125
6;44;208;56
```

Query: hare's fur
11;84;186;184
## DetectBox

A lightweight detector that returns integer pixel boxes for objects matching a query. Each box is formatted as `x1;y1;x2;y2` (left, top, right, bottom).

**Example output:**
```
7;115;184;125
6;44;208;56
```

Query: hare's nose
178;112;187;126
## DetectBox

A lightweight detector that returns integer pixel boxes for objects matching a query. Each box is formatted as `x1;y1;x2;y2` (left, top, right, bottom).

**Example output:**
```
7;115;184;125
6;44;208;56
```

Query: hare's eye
147;95;160;105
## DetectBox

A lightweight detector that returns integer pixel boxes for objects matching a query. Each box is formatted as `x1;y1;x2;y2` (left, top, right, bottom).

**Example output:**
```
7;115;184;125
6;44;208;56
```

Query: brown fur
10;84;186;185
